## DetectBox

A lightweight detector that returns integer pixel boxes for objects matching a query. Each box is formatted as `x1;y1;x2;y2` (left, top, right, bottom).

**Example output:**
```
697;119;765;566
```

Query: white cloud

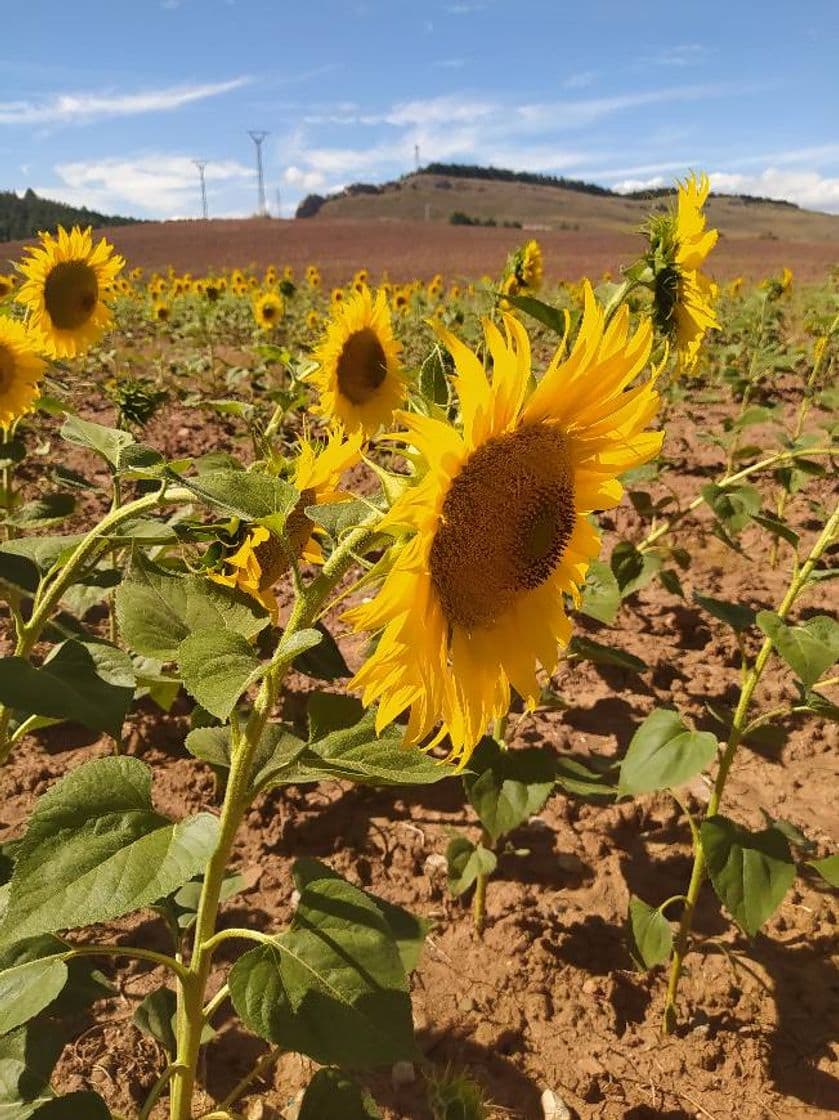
433;58;468;69
562;71;597;90
38;154;253;217
283;165;328;192
0;77;250;126
612;167;839;213
644;43;710;67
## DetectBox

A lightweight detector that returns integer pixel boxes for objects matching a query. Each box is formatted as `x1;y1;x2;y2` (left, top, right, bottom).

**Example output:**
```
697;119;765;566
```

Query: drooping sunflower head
345;286;663;765
310;285;405;436
209;427;363;613
15;226;125;360
0;317;47;429
644;173;719;371
253;291;284;331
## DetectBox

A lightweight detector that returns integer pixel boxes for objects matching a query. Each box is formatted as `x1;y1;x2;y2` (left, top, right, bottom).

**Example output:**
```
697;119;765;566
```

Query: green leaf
658;568;685;599
0;535;84;595
115;556;268;660
292;622;350;680
446;836;496;897
627;897;673;969
133;987;178;1055
279;627;324;663
751;512;799;549
0;956;68;1034
701;483;761;534
799;688;839;723
177;627;263;720
6;494;75;530
0;757;220;940
176;469;298;523
30;1092;111;1119
701;815;795;935
619;709;717;797
0;1021;64;1115
61;414;133;469
228;871;416;1068
756;612;839;688
185;723;306;793
307;692;364;741
463;738;554;844
580;560;621;624
694;592;756;633
292;859;428;975
807;854;839;888
298;1069;381;1120
568;635;647;673
306;500;371;539
0;640;135;738
418;348;450;407
554;755;616;798
501;292;569;336
610;541;662;597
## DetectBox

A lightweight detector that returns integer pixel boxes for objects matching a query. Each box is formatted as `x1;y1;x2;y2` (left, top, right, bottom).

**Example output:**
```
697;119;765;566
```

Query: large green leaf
228;871;416;1067
177;627;264;720
0;1021;65;1118
463;738;554;843
0;535;85;594
619;709;717;797
0;957;68;1034
580;560;621;625
627;897;673;969
298;1069;381;1120
0;757;219;941
0;640;135;738
808;854;839;888
176;469;298;522
185;723;306;792
292;858;429;975
115;556;269;659
500;292;570;335
693;592;756;633
756;612;839;687
701;815;795;935
701;483;761;534
61;414;134;469
610;541;662;598
30;1092;111;1119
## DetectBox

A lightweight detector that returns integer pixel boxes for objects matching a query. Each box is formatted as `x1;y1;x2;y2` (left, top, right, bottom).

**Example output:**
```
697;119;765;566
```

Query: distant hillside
0;189;141;242
296;166;839;242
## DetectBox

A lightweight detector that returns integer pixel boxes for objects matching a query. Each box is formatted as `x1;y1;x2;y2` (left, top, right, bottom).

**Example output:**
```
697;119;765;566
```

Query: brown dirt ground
0;372;837;1120
2;218;838;286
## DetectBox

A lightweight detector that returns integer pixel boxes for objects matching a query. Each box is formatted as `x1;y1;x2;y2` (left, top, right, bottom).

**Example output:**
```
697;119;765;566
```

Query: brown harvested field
2;218;838;283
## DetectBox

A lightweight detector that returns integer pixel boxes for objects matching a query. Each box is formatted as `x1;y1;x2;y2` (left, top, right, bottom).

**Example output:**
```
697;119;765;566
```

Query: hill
0;188;141;243
296;167;839;243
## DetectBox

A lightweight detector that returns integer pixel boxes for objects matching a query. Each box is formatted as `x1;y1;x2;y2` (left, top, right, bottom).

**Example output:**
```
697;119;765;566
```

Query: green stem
472;830;493;937
139;1065;181;1120
663;501;839;1032
64;943;189;982
169;522;376;1120
637;446;835;555
216;1047;281;1113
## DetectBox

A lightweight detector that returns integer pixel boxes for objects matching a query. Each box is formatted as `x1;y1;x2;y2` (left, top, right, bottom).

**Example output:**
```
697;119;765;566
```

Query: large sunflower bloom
15;226;124;359
0;318;47;428
210;428;363;615
310;286;404;436
649;174;719;371
345;285;662;766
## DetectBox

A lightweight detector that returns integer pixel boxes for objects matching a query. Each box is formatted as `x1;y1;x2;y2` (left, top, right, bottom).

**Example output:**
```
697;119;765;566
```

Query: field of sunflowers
0;177;836;1120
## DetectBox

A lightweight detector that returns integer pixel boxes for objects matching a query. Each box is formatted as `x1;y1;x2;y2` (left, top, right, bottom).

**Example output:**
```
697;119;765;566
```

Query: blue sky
3;0;839;219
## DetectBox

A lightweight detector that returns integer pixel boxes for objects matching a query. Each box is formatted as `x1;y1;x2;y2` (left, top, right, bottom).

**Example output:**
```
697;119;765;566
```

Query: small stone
290;889;301;907
541;1088;572;1120
391;1061;416;1087
424;853;448;877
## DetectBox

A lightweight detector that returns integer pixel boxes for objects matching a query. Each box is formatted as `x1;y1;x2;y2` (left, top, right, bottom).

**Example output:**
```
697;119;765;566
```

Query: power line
193;160;208;220
247;131;270;216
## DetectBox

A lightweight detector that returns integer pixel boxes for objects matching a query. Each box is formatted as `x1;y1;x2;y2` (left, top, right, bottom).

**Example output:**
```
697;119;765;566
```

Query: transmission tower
248;131;270;216
193;160;208;219
414;143;420;171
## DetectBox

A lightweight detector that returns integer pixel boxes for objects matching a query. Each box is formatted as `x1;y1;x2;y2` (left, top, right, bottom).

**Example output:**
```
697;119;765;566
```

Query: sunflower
253;291;284;330
0;318;47;428
152;301;171;323
345;285;662;766
310;285;405;436
15;226;124;359
646;174;719;370
210;428;363;615
0;276;15;300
